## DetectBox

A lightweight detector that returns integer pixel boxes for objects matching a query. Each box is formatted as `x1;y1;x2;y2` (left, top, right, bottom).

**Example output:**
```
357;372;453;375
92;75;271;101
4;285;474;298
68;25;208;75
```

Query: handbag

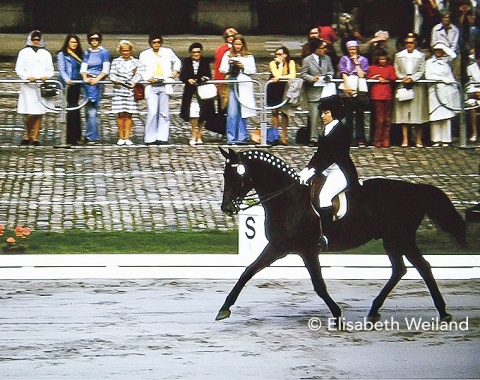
133;83;145;101
40;82;58;98
251;127;279;144
396;87;414;101
320;82;337;99
197;83;217;100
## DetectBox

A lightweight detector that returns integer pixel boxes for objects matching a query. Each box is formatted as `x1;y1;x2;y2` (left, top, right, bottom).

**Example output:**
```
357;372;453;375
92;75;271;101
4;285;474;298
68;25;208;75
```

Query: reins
236;181;297;211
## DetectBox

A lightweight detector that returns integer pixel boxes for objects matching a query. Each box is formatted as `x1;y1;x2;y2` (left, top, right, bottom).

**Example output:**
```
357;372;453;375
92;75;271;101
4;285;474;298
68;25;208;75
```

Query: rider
298;97;360;249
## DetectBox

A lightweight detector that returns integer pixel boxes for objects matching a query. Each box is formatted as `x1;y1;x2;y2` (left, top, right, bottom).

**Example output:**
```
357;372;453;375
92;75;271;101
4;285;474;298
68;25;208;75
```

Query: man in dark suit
300;39;335;145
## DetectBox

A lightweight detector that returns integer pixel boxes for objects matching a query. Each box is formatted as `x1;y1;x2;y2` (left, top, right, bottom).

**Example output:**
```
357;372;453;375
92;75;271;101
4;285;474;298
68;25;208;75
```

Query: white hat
432;42;457;59
374;30;389;40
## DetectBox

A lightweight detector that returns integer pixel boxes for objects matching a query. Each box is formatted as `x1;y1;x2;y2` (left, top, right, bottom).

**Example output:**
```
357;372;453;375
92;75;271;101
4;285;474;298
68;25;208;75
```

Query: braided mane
240;150;299;182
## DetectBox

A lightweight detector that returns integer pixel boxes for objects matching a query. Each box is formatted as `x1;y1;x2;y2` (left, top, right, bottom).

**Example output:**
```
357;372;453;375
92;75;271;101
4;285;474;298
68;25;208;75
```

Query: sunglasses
151;40;161;44
191;50;202;54
32;38;41;41
89;37;100;41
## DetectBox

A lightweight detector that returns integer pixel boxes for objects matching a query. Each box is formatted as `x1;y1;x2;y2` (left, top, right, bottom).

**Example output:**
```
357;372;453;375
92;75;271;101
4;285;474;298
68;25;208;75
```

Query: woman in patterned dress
109;40;144;146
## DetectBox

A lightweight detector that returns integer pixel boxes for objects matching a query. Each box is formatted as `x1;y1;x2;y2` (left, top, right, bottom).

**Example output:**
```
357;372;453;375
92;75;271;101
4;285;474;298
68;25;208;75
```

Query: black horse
216;148;466;324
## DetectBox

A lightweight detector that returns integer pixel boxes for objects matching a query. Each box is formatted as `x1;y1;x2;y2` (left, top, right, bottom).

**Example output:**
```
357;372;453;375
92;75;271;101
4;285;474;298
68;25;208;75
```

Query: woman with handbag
15;30;54;146
392;33;429;147
219;34;257;145
267;46;296;145
57;34;83;145
179;42;215;146
338;40;369;146
109;40;144;146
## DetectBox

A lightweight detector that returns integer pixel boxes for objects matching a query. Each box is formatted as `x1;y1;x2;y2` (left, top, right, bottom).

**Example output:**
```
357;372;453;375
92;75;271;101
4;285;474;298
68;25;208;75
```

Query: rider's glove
298;167;316;185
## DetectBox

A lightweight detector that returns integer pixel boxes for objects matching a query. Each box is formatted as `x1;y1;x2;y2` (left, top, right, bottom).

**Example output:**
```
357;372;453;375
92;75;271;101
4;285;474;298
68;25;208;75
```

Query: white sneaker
189;138;196;146
117;139;125;146
124;139;133;146
196;138;203;144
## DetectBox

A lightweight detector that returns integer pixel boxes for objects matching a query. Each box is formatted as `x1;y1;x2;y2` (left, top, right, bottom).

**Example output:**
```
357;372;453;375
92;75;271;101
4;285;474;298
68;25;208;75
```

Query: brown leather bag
133;83;145;101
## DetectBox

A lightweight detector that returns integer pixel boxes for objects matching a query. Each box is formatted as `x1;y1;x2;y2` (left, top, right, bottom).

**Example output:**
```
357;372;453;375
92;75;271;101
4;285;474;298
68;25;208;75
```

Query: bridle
228;162;297;212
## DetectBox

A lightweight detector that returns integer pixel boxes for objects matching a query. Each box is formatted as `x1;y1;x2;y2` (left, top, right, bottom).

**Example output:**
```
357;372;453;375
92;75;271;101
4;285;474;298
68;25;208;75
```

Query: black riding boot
318;206;334;249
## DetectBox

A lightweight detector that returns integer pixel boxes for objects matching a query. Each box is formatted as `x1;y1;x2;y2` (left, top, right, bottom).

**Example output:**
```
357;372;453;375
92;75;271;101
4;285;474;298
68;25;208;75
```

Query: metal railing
0;76;477;148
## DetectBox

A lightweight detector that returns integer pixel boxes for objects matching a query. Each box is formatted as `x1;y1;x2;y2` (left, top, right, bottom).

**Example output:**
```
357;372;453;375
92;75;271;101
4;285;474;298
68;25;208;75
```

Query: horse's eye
236;165;246;176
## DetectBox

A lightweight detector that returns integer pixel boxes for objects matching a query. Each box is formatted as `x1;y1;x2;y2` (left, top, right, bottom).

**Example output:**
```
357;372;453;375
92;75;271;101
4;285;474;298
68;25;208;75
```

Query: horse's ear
219;147;229;160
228;148;239;161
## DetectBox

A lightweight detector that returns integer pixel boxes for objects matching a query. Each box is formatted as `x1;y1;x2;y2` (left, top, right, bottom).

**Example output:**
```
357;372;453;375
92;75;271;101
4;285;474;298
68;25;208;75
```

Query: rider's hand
298;167;315;185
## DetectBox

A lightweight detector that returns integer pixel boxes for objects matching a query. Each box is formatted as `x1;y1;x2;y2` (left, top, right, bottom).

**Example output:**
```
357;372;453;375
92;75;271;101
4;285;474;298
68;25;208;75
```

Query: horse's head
219;147;254;215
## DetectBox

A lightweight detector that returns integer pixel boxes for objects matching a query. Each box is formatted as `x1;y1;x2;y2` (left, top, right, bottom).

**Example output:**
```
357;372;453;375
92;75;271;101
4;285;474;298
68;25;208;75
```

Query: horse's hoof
441;314;453;323
367;313;381;323
215;309;231;321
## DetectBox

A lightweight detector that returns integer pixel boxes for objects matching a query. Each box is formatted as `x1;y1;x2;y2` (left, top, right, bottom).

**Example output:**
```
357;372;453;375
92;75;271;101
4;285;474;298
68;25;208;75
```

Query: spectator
300;39;335;145
425;42;458;146
466;50;480;142
179;42;215;146
109;40;144;146
359;30;392;63
318;22;339;44
367;50;397;147
301;27;339;74
139;33;181;145
392;33;429;147
266;46;296;145
338;40;369;146
15;30;54;146
219;34;257;145
431;11;461;78
416;0;442;48
80;30;110;145
214;27;237;112
57;34;83;146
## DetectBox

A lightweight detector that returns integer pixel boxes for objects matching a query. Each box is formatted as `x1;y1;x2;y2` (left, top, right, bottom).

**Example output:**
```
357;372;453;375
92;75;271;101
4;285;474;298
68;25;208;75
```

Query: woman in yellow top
267;46;296;145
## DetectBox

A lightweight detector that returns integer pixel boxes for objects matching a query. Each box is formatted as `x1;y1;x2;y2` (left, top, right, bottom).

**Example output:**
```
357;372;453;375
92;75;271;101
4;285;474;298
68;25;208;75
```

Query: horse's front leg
301;249;342;326
216;243;286;321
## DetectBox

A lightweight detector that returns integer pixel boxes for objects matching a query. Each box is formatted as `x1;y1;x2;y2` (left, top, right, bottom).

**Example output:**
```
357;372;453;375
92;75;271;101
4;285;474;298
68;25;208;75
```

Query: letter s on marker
245;216;256;239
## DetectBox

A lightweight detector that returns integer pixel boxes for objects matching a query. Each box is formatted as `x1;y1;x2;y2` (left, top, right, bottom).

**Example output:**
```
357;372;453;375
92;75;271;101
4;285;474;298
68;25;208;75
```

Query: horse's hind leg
367;241;407;322
215;243;286;321
404;247;452;322
301;251;342;325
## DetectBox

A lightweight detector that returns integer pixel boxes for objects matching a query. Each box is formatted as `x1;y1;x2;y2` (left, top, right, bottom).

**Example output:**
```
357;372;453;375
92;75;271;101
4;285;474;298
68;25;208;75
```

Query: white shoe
117;139;125;146
470;135;478;142
189;138;196;146
196;138;203;144
124;139;133;146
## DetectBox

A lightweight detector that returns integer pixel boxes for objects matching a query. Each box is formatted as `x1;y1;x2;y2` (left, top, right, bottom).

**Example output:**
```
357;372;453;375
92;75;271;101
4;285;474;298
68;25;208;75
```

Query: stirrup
318;235;329;250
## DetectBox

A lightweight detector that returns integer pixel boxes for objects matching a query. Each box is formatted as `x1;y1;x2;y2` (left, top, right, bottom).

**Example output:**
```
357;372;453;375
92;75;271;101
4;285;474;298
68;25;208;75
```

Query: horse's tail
421;184;467;247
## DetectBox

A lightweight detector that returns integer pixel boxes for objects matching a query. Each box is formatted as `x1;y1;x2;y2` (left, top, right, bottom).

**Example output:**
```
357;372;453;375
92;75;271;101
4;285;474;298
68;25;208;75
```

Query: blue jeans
85;101;100;141
226;87;247;144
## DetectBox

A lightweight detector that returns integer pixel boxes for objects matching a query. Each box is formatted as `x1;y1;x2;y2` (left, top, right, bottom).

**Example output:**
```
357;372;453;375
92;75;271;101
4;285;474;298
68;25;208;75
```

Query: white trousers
145;86;170;143
430;119;452;143
319;168;348;208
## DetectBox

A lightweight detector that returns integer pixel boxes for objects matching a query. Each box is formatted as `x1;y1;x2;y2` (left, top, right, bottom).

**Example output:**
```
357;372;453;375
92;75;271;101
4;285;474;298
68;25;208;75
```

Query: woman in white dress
15;30;54;146
425;42;459;146
109;40;144;146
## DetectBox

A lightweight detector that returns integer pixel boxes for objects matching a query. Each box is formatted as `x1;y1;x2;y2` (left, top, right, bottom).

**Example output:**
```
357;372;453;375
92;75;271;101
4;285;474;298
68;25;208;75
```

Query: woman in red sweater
367;50;397;147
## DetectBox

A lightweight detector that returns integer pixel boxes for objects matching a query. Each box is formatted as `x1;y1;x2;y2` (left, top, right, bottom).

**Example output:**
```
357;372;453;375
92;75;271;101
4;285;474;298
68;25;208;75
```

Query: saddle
310;177;351;221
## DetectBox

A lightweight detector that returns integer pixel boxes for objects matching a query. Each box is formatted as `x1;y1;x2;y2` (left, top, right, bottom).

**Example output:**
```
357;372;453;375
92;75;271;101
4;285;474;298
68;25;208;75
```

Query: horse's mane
240;150;299;183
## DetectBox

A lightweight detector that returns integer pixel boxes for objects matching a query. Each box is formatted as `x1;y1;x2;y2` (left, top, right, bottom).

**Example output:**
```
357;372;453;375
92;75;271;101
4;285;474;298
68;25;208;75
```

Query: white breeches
319;169;348;208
